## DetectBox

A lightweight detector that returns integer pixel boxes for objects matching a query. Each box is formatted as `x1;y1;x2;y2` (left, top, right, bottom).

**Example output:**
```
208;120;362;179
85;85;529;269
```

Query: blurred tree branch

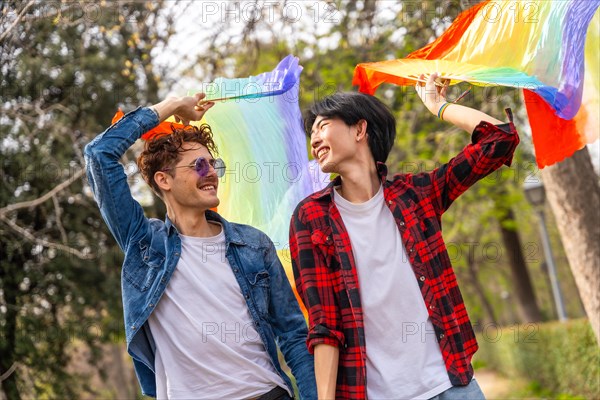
0;169;85;216
0;214;93;260
0;0;35;44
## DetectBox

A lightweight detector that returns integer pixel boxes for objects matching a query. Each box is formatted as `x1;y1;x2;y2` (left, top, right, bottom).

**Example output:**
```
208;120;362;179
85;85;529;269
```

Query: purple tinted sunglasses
164;157;226;178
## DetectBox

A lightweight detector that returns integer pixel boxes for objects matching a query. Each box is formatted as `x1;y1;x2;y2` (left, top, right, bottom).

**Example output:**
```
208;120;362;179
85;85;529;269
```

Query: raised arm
416;73;504;132
84;94;213;250
409;73;520;216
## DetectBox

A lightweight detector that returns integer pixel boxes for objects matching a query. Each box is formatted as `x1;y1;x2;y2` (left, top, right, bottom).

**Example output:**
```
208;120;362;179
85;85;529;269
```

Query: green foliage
1;0;590;396
0;1;177;397
518;381;586;399
475;319;600;398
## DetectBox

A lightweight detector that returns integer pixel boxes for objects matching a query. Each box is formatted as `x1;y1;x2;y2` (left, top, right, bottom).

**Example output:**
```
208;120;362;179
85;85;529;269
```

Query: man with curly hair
85;94;316;399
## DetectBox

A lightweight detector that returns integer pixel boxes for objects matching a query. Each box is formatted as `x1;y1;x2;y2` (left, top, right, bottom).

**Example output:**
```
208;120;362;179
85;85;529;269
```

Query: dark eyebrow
311;117;330;135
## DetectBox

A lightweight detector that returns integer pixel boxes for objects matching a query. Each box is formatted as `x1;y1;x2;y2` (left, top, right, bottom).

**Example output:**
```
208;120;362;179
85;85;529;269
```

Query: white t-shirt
147;223;288;399
334;186;453;399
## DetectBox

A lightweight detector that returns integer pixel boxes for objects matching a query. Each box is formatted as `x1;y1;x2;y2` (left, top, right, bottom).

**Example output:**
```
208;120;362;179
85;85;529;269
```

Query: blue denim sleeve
264;239;317;400
84;107;159;251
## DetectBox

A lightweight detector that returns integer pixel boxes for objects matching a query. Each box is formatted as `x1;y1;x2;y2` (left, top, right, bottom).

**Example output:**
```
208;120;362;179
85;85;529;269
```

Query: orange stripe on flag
407;0;489;60
353;1;489;93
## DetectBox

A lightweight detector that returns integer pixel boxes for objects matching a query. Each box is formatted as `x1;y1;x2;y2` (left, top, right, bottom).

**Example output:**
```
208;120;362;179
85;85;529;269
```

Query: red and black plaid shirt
290;114;519;399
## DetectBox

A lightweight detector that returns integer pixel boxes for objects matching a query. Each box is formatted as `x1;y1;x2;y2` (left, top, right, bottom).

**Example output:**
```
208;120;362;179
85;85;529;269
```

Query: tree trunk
541;147;600;344
465;245;498;325
497;209;543;322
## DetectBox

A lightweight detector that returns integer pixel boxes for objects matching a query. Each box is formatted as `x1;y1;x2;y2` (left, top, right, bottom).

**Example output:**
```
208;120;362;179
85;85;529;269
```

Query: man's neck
338;162;380;203
167;207;220;237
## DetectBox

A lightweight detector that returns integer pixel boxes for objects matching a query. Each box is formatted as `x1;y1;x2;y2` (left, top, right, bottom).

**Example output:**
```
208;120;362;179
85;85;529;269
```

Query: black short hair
305;92;397;163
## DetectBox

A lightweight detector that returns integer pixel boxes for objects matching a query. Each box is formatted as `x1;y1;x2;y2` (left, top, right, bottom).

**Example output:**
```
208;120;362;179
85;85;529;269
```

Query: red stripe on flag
524;90;585;168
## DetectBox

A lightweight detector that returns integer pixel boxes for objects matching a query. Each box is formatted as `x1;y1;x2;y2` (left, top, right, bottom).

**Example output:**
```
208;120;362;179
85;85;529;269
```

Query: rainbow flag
353;1;600;168
113;56;329;248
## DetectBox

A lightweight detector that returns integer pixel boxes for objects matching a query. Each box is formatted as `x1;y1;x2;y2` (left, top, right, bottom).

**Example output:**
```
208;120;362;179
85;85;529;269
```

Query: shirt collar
165;210;246;246
310;162;389;200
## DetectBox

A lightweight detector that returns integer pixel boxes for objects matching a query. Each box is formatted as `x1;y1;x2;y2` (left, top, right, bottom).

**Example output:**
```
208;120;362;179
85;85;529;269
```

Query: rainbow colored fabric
353;0;600;168
113;55;329;250
197;56;329;249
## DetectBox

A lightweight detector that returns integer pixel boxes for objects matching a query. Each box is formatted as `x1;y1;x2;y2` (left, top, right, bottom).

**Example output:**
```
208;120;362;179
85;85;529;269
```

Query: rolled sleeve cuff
307;324;345;354
135;107;160;131
471;120;519;167
471;122;515;144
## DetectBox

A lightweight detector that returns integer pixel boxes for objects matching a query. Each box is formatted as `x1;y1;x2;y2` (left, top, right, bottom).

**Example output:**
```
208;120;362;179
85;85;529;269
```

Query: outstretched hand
151;93;215;125
173;93;215;125
414;73;503;131
415;73;450;116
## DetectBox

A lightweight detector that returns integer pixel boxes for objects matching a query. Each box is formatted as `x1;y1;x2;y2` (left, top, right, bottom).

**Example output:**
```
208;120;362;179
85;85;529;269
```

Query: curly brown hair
137;124;218;196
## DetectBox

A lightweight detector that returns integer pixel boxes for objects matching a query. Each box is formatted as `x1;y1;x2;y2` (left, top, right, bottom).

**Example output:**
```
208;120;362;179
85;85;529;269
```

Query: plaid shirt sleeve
408;118;519;216
290;204;345;353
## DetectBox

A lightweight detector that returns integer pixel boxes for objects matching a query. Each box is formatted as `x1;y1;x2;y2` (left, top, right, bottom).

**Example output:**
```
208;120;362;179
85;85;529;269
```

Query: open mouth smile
316;147;330;161
198;183;217;191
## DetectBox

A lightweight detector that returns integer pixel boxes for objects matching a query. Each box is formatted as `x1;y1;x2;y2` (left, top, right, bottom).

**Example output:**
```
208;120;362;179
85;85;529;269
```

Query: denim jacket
84;107;316;399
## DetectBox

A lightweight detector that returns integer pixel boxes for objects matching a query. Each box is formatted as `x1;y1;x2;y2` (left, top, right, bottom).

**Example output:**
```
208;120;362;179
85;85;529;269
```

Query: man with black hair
290;74;519;399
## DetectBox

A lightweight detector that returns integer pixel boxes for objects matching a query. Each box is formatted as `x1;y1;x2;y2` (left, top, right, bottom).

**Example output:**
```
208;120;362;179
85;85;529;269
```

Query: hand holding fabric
152;93;215;125
415;72;449;116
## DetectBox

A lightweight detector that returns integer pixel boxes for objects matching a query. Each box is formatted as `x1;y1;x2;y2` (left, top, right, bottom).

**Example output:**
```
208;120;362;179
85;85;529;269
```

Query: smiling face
305;92;398;172
155;142;220;213
310;116;359;174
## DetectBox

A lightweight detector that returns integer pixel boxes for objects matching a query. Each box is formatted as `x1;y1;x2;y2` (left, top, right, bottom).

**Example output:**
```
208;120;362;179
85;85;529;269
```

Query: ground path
476;368;533;399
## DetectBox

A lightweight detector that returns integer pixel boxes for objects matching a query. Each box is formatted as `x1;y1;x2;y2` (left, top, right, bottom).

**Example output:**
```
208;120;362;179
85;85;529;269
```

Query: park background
1;1;599;398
